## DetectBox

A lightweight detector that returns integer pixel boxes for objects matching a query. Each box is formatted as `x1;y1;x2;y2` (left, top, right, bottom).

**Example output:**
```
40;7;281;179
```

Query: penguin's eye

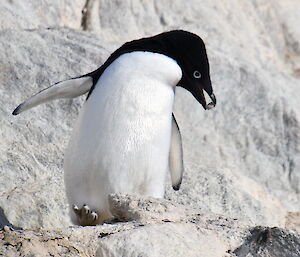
193;70;201;79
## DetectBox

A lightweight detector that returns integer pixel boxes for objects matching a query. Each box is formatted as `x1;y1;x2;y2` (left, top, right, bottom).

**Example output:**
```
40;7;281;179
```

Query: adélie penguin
13;30;216;225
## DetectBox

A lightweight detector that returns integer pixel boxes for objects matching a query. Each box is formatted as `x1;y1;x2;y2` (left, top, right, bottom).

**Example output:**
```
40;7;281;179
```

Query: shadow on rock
233;226;300;257
0;207;21;230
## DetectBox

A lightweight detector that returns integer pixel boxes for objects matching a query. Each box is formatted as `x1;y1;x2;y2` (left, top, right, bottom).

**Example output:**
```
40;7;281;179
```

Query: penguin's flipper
12;76;93;115
169;113;184;191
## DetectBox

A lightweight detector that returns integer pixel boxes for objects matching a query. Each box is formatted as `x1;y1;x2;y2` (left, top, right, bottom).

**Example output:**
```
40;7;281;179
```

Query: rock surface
0;195;299;257
233;226;300;257
0;0;86;30
0;0;300;256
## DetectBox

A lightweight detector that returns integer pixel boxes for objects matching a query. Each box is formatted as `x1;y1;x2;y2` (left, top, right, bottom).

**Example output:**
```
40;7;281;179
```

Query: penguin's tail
12;76;93;115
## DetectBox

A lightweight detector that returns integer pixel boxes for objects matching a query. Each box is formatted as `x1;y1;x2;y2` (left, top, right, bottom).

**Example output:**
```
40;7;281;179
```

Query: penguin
13;30;216;225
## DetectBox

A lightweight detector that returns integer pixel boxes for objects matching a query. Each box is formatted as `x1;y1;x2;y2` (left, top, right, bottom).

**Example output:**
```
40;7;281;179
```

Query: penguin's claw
91;211;98;221
72;204;79;214
83;204;90;214
72;204;99;226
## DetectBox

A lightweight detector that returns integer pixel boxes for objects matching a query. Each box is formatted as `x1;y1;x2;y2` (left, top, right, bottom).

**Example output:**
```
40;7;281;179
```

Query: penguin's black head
89;30;216;109
158;30;216;110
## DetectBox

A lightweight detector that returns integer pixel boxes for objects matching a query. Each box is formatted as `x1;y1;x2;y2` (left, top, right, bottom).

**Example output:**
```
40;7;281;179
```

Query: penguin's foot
72;204;99;226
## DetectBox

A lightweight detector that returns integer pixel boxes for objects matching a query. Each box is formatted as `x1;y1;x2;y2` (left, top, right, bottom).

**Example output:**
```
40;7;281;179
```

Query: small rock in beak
206;93;216;110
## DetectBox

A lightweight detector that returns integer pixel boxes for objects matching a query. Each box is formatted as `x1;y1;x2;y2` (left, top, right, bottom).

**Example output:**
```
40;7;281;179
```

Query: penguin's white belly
64;52;182;216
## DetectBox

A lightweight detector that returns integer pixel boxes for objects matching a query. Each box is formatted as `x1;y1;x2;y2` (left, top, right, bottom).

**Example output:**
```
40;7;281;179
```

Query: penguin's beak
206;92;216;110
202;80;216;110
191;86;216;110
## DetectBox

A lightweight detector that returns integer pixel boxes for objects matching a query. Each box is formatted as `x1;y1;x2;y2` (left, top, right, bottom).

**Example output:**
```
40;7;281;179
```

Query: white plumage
63;52;182;223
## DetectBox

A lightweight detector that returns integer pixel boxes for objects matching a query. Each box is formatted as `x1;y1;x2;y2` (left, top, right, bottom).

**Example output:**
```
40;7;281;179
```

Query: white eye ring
193;70;201;79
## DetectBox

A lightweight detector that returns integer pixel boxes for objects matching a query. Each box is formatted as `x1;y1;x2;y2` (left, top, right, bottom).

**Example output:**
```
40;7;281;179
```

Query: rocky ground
0;0;299;256
1;195;300;257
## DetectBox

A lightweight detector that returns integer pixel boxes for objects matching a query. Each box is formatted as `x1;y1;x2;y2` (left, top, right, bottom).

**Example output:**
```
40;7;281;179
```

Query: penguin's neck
103;51;182;90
